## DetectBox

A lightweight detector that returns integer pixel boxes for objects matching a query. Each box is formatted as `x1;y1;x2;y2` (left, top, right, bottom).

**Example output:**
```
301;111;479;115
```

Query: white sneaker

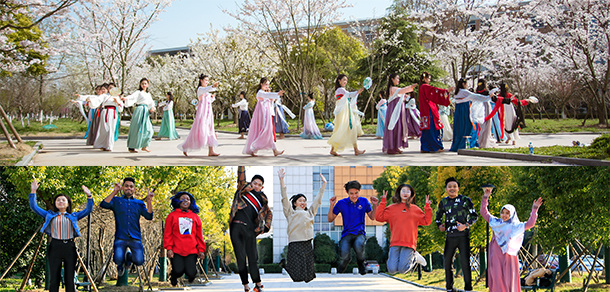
414;252;427;267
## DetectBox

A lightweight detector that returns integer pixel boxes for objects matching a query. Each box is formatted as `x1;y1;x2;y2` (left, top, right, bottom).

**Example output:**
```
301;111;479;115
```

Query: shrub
590;133;610;155
258;263;282;273
314;263;331;273
364;236;384;263
227;262;238;273
313;233;338;264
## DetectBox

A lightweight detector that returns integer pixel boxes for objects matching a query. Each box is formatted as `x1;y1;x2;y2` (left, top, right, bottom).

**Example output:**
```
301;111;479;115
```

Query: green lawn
475;145;610;161
4;117;608;137
393;269;609;292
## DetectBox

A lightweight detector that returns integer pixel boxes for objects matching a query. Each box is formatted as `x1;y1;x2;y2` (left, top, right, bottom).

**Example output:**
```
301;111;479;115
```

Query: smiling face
100;87;108;94
294;196;307;210
347;188;360;203
200;77;209;87
261;80;270;91
251;178;264;192
446;181;459;198
501;208;511;222
339;76;348;87
400;186;412;203
122;180;135;197
179;194;191;210
140;79;149;91
55;195;69;212
392;75;400;86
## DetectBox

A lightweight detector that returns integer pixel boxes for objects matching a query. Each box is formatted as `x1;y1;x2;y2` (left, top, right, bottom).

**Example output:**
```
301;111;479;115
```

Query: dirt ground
0;142;35;165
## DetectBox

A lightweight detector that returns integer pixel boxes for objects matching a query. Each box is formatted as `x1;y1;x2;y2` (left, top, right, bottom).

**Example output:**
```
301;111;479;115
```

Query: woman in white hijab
481;187;543;292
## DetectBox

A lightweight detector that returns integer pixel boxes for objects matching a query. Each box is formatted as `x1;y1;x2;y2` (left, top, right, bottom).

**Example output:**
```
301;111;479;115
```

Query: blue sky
147;0;393;50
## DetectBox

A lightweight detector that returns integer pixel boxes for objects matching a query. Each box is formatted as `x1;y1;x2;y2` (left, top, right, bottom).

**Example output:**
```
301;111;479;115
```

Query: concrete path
162;273;438;292
29;122;602;166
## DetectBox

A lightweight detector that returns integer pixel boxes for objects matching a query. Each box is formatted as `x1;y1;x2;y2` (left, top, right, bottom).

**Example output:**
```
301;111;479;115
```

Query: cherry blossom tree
69;0;174;92
1;0;77;74
531;0;610;125
224;0;351;124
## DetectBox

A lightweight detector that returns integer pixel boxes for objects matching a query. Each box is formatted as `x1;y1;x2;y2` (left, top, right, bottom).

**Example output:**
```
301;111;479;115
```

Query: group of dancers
28;170;543;292
73;73;536;156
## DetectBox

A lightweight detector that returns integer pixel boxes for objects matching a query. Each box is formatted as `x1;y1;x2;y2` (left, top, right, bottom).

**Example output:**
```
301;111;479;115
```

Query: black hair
290;194;307;210
344;180;361;192
108;82;116;88
101;83;110;90
239;91;247;99
499;82;509;98
170;191;200;213
251;174;264;185
455;78;467;95
392;184;416;208
51;194;73;213
257;77;269;92
476;79;487;93
166;92;174;102
138;78;149;92
445;177;460;187
307;92;314;100
419;71;431;88
386;73;399;99
123;177;136;185
335;74;348;91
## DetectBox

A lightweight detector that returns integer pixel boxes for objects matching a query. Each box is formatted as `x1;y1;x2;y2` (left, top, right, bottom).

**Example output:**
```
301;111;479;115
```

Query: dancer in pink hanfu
178;74;220;157
242;77;285;157
481;187;542;292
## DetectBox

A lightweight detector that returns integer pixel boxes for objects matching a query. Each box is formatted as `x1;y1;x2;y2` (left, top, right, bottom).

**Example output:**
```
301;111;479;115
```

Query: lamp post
480;183;495;288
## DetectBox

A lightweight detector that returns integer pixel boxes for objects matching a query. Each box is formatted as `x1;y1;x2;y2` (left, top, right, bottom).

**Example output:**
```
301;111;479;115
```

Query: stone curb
458;149;610;166
16;141;42;166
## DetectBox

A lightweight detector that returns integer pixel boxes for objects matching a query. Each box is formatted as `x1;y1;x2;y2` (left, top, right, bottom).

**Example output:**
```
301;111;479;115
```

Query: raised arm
367;196;379;221
310;174;327;216
74;185;94;220
101;183;121;205
524;198;542;230
480;188;493;223
374;191;389;223
28;179;47;218
278;169;292;218
419;195;433;226
328;196;338;222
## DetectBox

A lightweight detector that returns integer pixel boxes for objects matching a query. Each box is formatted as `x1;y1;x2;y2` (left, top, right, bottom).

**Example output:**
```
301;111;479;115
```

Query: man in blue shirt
328;180;379;275
100;177;154;276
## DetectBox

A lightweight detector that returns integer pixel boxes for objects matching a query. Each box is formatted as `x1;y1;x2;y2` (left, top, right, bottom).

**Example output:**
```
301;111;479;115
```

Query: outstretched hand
113;183;121;193
212;81;220;88
278;90;285;96
320;173;327;184
277;168;285;180
533;197;543;209
82;185;92;198
381;190;388;200
483;187;492;198
357;87;365;94
425;195;431;205
146;190;155;203
31;179;39;193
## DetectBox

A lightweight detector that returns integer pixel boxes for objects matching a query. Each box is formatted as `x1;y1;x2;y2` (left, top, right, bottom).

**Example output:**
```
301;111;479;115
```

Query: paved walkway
162;273;438;292
29;123;601;166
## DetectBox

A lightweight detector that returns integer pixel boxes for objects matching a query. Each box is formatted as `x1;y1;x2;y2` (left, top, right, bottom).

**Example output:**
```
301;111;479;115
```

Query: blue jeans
113;239;145;266
338;234;366;274
387;246;415;274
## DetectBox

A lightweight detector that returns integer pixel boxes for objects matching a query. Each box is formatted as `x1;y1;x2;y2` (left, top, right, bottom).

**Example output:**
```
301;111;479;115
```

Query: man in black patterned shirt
435;177;478;292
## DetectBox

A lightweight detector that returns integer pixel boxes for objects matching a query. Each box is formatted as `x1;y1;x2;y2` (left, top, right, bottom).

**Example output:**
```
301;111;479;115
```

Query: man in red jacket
164;191;206;286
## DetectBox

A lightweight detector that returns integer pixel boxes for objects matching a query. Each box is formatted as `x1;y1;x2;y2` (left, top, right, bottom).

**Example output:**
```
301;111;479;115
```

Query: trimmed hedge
314;263;331;273
258;263;282;273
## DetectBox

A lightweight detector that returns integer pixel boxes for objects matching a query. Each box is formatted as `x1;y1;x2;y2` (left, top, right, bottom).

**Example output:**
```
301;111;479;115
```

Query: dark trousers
171;254;198;283
230;222;261;285
48;239;77;292
338;234;366;274
444;235;472;291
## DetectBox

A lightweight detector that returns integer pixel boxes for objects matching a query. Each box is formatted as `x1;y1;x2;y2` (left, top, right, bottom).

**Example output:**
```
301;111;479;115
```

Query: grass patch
475;145;610;161
0;275;180;292
519;118;609;134
2;118;129;137
392;269;609;292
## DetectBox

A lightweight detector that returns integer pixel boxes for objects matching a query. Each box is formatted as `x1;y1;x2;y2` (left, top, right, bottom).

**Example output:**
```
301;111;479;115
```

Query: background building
271;166;386;263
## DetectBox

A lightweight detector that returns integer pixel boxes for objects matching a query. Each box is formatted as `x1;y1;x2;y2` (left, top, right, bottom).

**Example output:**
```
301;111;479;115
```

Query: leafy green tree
313;233;338;265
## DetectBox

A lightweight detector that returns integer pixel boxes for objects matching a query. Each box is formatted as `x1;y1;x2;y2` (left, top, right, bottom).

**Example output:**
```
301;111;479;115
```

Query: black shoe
170;275;177;287
464;285;473;291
